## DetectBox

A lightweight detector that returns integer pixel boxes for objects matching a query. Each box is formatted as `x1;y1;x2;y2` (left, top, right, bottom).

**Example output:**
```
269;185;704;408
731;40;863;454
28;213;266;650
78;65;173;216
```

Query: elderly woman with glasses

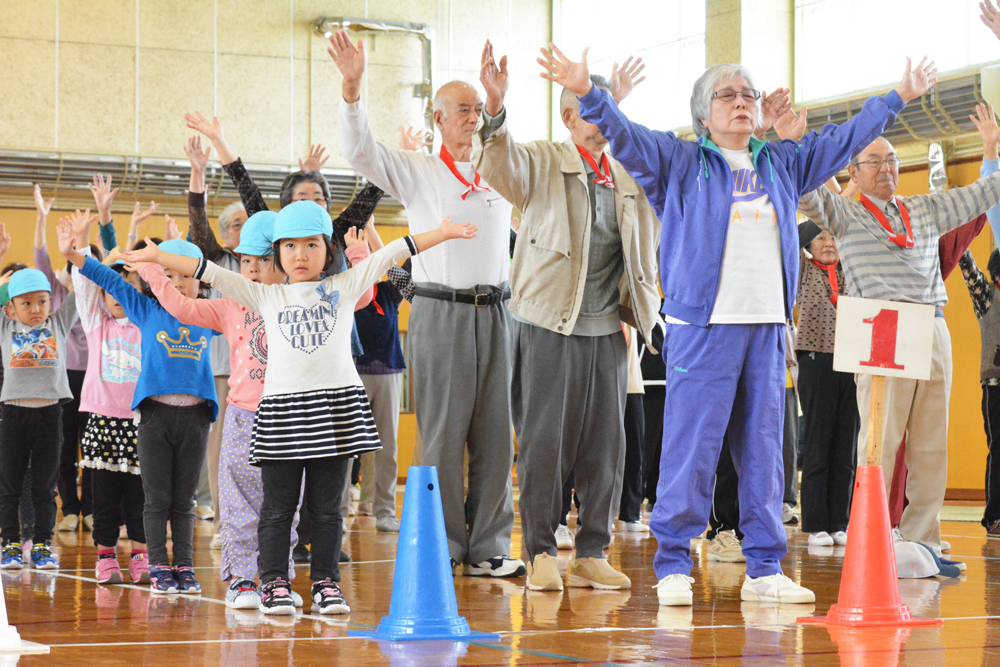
538;43;937;607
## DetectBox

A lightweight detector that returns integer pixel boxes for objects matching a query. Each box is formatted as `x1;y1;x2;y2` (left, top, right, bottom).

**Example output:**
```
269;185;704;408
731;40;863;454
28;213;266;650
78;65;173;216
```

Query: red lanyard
811;259;839;305
859;193;913;249
371;284;384;316
576;145;615;189
439;146;490;200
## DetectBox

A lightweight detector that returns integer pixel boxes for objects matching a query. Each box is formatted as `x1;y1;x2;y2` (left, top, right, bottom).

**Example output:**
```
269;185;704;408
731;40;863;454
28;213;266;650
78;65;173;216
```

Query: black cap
798;220;823;249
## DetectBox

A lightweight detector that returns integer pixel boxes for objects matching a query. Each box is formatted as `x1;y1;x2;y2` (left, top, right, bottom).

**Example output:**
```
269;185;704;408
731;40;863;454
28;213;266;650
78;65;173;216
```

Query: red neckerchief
811;258;840;305
439;145;490;200
859;192;914;249
371;284;385;316
576;145;615;189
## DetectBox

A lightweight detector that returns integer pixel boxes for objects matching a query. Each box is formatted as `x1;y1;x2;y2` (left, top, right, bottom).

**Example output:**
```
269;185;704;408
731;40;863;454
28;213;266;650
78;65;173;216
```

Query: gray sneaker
225;578;261;609
375;517;401;533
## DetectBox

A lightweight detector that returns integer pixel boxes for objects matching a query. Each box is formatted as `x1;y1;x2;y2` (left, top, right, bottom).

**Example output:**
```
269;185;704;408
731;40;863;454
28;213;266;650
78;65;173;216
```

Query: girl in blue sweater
60;222;218;595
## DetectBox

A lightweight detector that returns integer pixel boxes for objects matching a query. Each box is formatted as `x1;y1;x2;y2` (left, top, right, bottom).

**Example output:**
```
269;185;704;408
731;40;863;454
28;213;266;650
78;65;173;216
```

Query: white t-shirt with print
708;146;786;324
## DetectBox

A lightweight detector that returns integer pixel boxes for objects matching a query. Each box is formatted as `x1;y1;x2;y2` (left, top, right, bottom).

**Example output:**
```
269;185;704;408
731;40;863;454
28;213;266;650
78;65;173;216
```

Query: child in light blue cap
0;267;79;571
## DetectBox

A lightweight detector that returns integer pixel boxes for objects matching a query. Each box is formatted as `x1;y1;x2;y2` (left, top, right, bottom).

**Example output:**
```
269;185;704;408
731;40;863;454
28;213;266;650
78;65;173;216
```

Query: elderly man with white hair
327;30;524;578
541;42;937;606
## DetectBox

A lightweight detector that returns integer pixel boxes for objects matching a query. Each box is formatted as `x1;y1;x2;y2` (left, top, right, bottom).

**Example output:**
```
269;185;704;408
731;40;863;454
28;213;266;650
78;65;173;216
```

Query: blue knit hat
234;210;277;256
8;268;51;299
159;239;204;260
273;200;333;241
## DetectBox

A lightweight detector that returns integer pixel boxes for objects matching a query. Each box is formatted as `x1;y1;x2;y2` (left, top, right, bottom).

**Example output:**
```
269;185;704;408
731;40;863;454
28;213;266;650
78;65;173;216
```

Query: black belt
414;286;511;307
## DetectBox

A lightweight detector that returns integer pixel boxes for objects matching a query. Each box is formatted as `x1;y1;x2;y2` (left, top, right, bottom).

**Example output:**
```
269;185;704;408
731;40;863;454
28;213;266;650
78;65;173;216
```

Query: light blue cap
8;268;52;299
234;210;277;256
274;200;333;241
159;239;204;260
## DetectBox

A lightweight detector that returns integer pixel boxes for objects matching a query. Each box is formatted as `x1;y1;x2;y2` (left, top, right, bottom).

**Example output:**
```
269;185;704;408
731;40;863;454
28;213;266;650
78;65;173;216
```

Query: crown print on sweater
156;327;209;360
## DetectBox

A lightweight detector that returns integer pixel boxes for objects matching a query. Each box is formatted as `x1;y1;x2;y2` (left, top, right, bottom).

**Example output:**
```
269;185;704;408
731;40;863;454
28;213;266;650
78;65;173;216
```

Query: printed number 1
859;309;905;370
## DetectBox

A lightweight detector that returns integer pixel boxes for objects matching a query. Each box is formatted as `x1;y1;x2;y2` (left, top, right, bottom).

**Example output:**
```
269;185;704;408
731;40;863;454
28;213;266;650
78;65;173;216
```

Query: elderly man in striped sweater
799;124;1000;561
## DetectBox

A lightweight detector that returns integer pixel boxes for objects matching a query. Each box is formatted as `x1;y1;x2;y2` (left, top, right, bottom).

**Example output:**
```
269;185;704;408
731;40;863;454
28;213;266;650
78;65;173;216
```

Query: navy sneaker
310;578;350;615
173;566;201;594
1;542;22;570
30;543;59;570
259;578;296;615
149;564;178;595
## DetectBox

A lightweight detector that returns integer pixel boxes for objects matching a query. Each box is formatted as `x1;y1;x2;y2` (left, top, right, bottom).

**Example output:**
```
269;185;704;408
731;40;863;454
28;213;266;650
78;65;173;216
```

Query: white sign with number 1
832;296;936;381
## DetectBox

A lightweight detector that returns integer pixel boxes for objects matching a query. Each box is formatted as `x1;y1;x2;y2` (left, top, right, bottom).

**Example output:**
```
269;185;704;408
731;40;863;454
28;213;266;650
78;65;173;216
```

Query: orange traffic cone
798;466;941;627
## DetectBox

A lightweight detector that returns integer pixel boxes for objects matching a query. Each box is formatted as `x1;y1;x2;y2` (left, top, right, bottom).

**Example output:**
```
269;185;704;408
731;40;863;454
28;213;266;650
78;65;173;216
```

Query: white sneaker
782;504;798;525
831;531;848;546
807;531;834;547
210;533;222;550
940;540;951;552
621;521;649;533
555;525;575;550
655;574;694;606
375;517;401;533
57;514;79;532
463;556;527;578
707;530;745;562
741;573;815;604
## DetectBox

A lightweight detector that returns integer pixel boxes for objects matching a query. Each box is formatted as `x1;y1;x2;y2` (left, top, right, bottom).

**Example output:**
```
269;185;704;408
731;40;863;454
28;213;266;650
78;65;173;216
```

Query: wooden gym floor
4;500;1000;666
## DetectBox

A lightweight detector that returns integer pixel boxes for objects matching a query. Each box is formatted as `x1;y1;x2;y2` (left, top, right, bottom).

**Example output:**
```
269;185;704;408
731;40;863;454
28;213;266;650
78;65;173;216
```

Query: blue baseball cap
234;210;277;256
159;239;204;260
273;200;333;241
8;268;52;299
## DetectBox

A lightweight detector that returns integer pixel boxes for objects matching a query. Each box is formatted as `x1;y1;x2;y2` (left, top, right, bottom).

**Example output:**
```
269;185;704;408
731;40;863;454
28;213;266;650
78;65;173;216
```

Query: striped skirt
249;387;382;464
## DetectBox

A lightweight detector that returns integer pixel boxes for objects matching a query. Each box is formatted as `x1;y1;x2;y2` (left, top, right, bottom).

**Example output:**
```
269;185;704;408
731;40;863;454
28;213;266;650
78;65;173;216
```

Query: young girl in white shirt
123;200;476;616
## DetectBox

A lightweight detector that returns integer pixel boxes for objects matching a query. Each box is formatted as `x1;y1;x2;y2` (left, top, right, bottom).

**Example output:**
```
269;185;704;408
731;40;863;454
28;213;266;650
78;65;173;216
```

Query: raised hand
399;126;432;152
69;208;97;239
971;103;1000;160
56;218;77;256
537;42;592;98
439;216;478;239
982;0;1000;41
327;30;366;103
299;144;329;172
0;222;10;259
33;184;54;218
120;238;161;265
896;56;938;104
344;226;367;247
184;112;225;143
757;88;792;137
183;135;212;172
130;200;158;228
480;39;509;116
89;174;119;225
365;216;384;250
610;55;646;104
104;247;123;265
164;214;181;241
773;106;809;142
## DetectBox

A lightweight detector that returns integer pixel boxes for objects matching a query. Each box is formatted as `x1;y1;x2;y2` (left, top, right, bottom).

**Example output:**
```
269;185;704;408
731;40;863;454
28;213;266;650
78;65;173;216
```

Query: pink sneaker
129;552;150;585
96;555;123;584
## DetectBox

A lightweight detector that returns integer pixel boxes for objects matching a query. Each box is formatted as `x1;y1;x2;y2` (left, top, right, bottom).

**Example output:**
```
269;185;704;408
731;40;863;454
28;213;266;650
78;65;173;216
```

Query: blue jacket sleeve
789;89;905;195
79;256;150;325
577;85;678;213
983;159;1000;244
99;221;117;253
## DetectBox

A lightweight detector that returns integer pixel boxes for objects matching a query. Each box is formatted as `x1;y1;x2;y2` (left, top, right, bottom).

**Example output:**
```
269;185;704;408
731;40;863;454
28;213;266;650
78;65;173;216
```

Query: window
795;0;998;103
555;0;706;132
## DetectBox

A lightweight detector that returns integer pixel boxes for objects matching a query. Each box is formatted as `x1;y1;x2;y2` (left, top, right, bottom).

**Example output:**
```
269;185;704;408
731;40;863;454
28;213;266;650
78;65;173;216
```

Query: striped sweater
799;166;1000;307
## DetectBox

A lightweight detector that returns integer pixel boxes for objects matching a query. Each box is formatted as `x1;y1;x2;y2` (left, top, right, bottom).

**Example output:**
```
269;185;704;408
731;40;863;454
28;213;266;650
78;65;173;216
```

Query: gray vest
980;283;1000;382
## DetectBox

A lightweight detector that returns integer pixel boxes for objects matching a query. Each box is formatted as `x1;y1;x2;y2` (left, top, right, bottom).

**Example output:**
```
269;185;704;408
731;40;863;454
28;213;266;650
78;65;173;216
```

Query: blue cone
350;466;501;642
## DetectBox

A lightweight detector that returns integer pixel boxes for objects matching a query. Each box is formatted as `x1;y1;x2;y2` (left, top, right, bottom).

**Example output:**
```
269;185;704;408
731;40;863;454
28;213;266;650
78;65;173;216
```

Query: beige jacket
471;115;661;344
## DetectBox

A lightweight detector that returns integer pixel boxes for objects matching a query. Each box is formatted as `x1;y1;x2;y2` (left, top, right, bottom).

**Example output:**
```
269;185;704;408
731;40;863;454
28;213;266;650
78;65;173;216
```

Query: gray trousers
783;386;798;507
359;373;402;518
409;285;516;564
511;320;627;560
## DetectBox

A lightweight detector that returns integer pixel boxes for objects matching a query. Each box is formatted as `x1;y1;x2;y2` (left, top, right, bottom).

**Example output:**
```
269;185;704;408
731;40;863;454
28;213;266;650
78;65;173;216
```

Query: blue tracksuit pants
650;322;787;579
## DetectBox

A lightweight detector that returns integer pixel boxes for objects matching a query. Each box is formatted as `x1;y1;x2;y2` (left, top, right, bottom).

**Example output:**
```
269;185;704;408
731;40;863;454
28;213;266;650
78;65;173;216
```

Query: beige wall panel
504;74;550;142
293;0;366;61
510;0;551;75
217;0;291;58
0;38;56;150
217;54;290;164
60;0;135;47
706;10;741;66
707;0;741;18
367;64;426;148
58;42;136;155
309;57;349;169
138;48;214;159
0;0;57;40
741;6;792;91
292;58;312;161
138;0;214;52
364;30;425;68
366;0;439;27
449;1;508;78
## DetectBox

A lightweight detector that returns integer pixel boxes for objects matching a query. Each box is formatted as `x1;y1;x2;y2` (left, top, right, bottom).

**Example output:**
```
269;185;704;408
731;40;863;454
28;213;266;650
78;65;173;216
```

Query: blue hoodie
578;86;905;327
80;257;219;420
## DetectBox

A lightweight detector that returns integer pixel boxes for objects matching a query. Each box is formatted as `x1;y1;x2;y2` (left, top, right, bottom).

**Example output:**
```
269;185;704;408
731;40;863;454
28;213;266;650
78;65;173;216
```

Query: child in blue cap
59;220;219;596
0;266;79;570
124;200;477;616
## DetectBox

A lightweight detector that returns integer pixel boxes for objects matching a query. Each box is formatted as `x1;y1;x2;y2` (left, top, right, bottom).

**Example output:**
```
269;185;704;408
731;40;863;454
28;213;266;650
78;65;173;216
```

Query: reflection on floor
3;499;1000;665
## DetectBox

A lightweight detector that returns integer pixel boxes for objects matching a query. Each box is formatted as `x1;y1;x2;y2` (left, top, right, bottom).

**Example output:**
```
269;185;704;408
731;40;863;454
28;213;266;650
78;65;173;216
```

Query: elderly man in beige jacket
472;40;661;592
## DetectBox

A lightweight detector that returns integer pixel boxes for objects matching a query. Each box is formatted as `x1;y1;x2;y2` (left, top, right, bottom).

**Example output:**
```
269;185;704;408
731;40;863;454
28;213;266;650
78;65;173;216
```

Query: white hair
432;81;477;119
690;64;761;139
217;201;245;234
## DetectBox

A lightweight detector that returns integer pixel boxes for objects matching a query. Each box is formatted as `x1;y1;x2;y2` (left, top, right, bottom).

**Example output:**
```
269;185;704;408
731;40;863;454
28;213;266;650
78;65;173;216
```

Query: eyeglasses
853;156;899;169
711;88;761;103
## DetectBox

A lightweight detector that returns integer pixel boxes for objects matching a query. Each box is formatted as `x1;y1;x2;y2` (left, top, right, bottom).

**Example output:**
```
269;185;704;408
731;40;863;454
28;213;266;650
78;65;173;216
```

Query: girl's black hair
278;172;332;212
271;235;344;277
1;262;28;275
130;238;211;301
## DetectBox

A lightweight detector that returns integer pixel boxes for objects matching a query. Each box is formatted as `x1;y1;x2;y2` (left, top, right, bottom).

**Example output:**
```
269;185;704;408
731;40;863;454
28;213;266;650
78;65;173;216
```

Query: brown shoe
567;557;631;590
525;553;563;591
988;519;1000;538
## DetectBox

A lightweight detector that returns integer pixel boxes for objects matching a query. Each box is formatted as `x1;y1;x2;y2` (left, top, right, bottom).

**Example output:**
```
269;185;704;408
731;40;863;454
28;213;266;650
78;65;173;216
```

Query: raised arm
126;200;159;251
137;263;226;332
89;174;120;252
332;183;384;243
183;135;226;262
33;184;53;250
185;113;269;216
344;228;374;310
798;185;853;239
972;103;1000;244
70;246;106;334
959;249;993;319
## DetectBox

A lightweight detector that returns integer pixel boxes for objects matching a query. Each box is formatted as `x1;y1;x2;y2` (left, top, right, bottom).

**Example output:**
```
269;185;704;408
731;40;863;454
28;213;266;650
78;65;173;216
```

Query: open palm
538;42;592;98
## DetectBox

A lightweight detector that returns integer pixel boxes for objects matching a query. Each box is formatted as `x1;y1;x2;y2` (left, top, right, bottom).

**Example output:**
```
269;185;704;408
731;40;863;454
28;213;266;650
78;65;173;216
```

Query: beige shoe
707;530;746;562
194;505;215;521
82;514;94;532
357;502;373;516
525;553;563;591
57;514;79;532
567;557;631;590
